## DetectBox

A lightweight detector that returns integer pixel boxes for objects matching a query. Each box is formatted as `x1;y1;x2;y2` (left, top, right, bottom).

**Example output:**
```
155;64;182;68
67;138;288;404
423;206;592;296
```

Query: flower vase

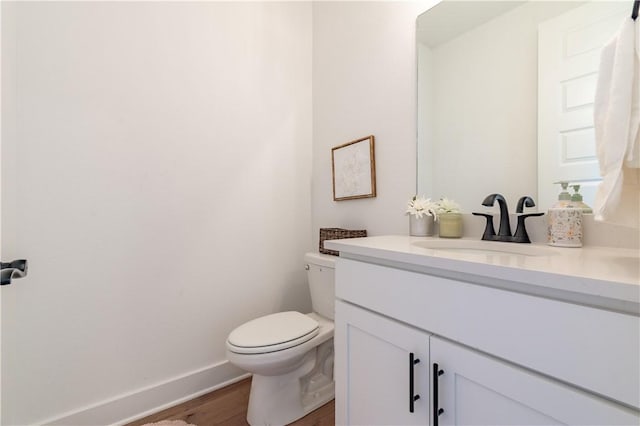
438;213;463;238
409;214;435;237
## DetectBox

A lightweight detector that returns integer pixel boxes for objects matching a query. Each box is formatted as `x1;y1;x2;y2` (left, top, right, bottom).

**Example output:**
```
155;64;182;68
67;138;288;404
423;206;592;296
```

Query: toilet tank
304;252;335;320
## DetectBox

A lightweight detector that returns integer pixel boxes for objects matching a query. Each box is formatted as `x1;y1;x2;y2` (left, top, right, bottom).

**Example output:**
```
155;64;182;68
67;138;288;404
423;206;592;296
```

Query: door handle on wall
1;259;28;285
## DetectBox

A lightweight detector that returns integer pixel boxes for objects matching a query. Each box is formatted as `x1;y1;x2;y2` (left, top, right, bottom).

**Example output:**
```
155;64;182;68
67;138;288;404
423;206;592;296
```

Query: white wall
1;2;312;424
417;42;435;199
311;1;432;244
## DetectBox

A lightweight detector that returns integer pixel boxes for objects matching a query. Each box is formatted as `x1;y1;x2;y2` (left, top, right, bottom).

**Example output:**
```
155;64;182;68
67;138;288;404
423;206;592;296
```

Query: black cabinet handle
433;363;444;425
409;352;420;413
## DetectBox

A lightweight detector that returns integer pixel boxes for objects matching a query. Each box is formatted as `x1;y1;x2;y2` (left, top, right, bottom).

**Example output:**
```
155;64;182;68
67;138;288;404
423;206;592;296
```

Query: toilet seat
227;311;320;355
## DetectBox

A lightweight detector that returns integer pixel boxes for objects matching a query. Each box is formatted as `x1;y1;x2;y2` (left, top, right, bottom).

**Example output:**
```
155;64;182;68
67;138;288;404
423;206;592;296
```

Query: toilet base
246;340;334;426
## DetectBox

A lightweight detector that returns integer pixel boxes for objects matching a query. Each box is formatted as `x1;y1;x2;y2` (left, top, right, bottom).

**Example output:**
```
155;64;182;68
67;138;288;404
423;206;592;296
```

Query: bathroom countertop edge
325;235;640;313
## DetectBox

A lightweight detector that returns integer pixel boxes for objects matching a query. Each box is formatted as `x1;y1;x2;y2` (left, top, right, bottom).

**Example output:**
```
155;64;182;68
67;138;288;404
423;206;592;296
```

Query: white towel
593;17;640;228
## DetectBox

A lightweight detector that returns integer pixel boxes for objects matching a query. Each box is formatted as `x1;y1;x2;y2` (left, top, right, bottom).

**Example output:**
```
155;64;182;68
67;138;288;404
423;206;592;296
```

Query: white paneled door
538;1;628;209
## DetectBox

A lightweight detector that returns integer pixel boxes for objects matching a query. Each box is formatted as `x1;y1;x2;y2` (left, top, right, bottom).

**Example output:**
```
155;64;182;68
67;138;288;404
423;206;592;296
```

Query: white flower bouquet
435;197;462;214
406;196;439;219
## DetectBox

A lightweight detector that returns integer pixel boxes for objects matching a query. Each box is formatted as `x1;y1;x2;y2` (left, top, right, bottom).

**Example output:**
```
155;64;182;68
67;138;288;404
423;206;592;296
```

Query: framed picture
331;135;376;201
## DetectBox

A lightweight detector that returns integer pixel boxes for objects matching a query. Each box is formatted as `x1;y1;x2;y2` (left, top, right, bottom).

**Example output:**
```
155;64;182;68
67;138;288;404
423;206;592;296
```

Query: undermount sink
411;239;560;257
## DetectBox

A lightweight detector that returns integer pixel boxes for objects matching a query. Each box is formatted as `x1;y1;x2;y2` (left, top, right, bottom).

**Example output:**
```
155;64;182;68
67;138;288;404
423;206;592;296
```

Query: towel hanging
592;12;639;228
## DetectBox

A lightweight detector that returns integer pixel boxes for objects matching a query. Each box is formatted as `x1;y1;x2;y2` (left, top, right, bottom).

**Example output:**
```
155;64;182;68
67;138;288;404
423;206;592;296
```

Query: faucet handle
472;212;496;241
513;212;545;243
516;196;536;213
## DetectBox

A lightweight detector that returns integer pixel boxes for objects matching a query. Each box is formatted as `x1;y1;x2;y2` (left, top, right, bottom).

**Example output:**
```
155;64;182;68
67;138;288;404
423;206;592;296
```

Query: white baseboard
42;361;249;426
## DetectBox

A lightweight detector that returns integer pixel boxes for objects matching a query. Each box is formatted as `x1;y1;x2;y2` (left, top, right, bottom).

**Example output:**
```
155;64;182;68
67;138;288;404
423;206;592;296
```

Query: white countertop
324;235;640;313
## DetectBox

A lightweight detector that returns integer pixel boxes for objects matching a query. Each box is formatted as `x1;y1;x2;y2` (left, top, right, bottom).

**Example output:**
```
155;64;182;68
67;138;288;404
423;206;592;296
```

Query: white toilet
226;252;335;426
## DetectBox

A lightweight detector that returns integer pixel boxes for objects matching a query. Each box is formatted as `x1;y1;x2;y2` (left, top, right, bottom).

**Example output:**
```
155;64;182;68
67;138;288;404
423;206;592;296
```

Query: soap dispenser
554;181;572;207
547;181;583;247
570;185;593;213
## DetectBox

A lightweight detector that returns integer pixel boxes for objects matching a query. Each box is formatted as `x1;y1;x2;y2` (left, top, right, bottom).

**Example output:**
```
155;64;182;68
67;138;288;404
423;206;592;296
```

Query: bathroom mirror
416;0;629;212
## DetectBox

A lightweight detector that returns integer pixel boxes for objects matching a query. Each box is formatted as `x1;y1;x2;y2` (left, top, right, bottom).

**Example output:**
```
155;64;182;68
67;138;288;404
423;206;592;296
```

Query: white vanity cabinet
333;255;640;425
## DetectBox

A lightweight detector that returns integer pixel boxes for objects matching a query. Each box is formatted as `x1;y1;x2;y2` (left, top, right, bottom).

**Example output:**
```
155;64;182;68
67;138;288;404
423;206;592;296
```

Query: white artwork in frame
332;135;376;201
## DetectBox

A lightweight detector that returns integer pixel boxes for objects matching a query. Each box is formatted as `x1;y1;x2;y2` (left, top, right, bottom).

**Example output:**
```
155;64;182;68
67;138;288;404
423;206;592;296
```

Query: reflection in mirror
417;0;629;212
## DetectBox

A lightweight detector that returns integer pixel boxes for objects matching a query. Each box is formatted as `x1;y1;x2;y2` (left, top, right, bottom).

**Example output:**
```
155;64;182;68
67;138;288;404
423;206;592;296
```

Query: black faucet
472;194;544;243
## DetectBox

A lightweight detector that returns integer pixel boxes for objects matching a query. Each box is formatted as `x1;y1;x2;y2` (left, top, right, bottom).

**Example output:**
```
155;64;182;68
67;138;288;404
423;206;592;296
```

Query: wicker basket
319;228;367;256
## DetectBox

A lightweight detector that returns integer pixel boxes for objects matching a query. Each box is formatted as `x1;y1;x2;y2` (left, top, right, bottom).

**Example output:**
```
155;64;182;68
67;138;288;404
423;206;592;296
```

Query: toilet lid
227;311;319;354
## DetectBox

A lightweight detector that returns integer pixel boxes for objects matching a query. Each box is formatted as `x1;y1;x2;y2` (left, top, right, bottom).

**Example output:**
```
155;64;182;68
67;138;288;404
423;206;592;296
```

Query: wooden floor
125;378;335;426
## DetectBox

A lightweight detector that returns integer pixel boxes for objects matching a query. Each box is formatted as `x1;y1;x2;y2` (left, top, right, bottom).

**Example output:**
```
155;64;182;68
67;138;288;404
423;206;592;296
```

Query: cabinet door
431;337;639;426
335;300;430;425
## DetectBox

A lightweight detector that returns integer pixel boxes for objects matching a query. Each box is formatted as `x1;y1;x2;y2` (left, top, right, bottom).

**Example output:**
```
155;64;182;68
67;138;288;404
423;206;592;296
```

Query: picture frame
331;135;376;201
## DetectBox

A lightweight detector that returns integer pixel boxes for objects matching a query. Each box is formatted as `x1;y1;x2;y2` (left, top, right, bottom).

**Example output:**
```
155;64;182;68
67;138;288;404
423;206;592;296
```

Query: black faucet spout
481;193;511;237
